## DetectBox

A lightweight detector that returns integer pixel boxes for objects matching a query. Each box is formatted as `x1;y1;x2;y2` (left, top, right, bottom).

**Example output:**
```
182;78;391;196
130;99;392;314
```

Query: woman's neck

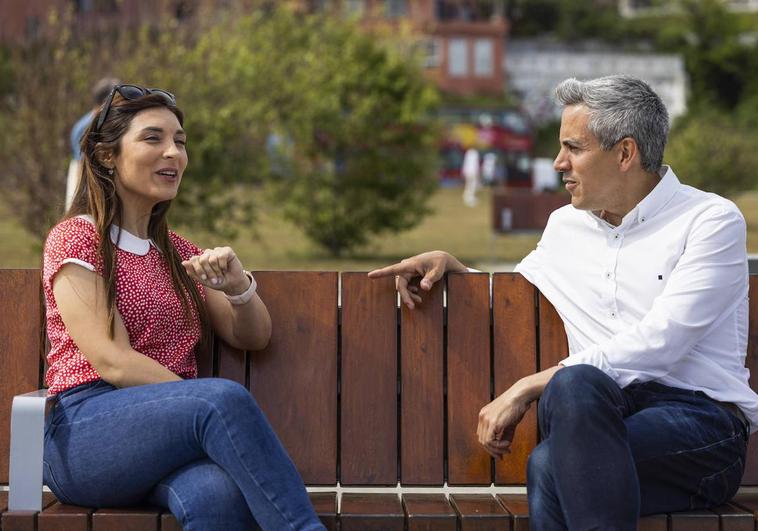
119;203;154;239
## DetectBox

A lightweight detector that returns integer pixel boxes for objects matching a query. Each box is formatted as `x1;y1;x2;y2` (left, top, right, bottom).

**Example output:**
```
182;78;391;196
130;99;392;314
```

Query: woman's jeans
528;365;750;531
43;378;326;531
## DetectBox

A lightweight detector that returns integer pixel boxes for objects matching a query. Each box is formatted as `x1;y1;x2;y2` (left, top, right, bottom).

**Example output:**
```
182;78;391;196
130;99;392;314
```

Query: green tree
665;110;758;197
0;2;439;254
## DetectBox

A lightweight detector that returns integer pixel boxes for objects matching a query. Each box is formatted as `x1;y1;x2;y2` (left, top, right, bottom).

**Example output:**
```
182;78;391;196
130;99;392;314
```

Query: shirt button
611;312;617;318
605;272;613;279
614;234;619;239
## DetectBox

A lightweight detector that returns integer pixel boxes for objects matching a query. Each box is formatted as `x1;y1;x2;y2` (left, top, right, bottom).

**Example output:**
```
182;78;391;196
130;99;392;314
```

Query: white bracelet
225;271;257;305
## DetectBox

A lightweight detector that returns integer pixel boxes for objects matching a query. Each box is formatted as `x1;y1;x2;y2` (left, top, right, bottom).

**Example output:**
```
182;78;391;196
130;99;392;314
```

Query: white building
505;39;688;124
619;0;758;18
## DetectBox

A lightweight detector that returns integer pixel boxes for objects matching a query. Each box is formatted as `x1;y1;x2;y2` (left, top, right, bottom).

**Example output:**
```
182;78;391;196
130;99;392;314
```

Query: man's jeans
43;378;326;531
528;365;749;531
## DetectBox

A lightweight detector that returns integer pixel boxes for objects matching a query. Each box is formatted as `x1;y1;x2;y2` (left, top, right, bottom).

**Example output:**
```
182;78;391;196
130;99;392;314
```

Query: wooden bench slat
447;273;492;485
669;509;720;531
340;493;404;531
340;274;397;485
0;270;43;483
402;493;457;531
249;271;338;485
401;280;444;485
450;493;510;531
732;491;758;515
496;494;529;531
92;508;159;531
711;502;754;531
308;492;337;531
159;511;181;531
493;274;537;484
639;514;668;531
742;277;758;484
2;493;56;531
216;343;246;386
38;502;92;531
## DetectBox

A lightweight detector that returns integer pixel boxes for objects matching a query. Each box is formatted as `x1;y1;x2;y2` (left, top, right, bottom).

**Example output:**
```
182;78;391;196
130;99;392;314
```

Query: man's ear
618;137;638;171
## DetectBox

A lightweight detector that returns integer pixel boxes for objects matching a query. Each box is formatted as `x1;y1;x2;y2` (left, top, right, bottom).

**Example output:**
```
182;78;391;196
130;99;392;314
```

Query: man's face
554;105;622;213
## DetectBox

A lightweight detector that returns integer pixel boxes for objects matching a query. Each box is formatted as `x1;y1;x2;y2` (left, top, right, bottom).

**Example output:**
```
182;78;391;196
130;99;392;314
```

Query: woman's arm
182;247;272;351
53;263;183;387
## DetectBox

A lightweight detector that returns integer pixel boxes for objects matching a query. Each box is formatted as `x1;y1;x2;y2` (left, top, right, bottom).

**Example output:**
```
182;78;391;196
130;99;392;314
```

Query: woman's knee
186;378;258;415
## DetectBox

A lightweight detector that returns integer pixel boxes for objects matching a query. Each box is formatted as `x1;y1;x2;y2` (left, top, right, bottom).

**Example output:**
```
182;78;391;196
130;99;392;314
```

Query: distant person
370;75;755;529
481;152;497;185
65;77;120;210
45;84;325;530
461;147;480;206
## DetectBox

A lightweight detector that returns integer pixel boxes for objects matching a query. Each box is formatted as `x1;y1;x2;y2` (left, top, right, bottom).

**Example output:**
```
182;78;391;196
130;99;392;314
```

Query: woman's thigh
43;378;247;506
625;391;747;515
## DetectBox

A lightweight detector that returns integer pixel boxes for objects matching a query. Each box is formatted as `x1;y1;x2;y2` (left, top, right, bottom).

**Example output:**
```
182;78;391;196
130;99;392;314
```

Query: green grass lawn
3;186;758;271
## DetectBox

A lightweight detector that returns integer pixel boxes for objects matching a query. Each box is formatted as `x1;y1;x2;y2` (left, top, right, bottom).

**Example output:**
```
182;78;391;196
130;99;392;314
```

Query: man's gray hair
555;75;669;173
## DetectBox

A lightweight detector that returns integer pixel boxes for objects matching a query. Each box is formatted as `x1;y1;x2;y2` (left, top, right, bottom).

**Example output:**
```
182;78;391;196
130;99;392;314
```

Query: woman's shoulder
45;215;100;250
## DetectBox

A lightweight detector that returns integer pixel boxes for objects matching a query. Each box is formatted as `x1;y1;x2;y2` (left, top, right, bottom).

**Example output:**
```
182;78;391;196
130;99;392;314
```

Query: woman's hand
367;250;467;309
181;247;249;296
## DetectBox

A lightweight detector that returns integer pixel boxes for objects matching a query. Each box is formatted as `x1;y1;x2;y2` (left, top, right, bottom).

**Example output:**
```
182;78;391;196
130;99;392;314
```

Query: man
66;77;119;209
369;75;757;530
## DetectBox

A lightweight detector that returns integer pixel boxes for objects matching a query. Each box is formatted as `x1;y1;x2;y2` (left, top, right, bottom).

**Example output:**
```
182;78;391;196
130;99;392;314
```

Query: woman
42;84;325;531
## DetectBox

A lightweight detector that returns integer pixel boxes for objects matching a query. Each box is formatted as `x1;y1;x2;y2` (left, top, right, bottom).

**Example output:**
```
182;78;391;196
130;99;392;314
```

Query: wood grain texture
669;510;719;531
216;341;246;385
492;273;537;484
2;493;56;531
742;276;758;484
309;492;337;531
340;493;404;531
92;508;160;531
447;273;492;485
0;270;43;483
537;293;568;371
340;273;397;485
450;494;510;531
38;503;92;531
638;514;668;531
497;494;529;531
710;503;754;531
194;334;214;378
400;279;444;485
160;512;182;531
248;271;338;485
402;493;457;531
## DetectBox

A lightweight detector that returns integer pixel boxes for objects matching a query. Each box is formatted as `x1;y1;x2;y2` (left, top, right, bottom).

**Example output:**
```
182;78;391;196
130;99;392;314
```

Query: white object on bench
8;390;50;511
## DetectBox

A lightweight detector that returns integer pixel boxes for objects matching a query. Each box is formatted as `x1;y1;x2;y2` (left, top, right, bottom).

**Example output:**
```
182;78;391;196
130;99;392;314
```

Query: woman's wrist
225;271;257;304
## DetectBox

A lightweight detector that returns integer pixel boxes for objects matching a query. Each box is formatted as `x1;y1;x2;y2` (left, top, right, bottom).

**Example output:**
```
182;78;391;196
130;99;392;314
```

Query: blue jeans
43;378;326;531
528;365;749;531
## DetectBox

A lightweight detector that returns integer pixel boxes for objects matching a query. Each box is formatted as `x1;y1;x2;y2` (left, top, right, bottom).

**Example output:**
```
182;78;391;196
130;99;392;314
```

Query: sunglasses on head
94;84;176;133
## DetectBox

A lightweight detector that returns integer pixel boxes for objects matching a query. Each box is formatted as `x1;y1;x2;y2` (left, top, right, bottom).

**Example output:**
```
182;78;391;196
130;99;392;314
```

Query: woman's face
111;107;188;209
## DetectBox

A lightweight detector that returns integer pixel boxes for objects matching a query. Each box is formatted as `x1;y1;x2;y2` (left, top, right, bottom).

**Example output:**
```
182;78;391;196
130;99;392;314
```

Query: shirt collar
76;214;158;256
585;165;680;231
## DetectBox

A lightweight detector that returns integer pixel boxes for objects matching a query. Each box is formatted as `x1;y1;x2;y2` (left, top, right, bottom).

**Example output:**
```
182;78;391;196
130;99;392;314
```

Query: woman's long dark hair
63;91;210;345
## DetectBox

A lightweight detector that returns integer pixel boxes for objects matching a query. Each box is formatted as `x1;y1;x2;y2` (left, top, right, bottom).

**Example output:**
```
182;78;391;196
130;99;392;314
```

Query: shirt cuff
560;345;620;382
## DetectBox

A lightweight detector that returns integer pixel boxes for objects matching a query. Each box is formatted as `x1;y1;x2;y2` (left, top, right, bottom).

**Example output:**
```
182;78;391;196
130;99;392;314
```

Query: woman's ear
94;143;114;169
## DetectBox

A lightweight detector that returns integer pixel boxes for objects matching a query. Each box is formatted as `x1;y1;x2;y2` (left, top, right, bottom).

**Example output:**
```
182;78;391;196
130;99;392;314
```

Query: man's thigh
624;391;747;515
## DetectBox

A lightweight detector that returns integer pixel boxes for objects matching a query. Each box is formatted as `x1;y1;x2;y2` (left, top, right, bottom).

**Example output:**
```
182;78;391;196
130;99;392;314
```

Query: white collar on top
76;214;158;256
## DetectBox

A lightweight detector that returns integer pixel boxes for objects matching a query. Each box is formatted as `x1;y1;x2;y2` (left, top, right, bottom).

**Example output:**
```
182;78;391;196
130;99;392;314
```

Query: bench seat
4;493;758;530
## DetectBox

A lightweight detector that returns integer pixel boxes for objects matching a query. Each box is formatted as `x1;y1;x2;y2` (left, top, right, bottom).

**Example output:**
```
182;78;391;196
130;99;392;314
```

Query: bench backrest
2;269;758;487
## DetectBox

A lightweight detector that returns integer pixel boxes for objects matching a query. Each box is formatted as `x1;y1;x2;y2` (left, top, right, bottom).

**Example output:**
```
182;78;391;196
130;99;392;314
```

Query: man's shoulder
677;182;744;222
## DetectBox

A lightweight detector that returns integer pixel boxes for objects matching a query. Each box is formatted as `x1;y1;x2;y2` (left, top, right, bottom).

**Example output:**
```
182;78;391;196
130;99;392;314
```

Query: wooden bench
2;268;758;530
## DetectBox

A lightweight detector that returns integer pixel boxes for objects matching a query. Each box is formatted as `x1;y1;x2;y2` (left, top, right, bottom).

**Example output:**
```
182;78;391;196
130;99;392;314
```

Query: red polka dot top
42;215;206;395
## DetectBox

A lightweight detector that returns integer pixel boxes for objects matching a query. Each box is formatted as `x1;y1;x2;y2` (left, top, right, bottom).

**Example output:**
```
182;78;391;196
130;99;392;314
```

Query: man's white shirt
515;165;758;431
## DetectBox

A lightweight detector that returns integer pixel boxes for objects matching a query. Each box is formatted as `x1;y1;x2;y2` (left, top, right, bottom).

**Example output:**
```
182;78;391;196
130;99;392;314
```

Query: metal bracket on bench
8;390;50;511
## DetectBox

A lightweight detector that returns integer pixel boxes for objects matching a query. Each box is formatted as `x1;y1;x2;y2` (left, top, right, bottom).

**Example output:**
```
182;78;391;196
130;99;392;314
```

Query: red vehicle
439;108;533;188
